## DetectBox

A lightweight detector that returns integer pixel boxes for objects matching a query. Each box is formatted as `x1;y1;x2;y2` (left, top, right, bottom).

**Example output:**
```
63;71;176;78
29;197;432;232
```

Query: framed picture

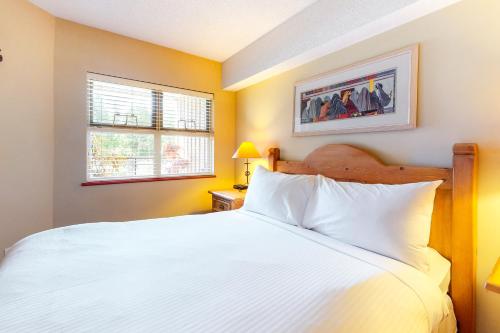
293;44;418;136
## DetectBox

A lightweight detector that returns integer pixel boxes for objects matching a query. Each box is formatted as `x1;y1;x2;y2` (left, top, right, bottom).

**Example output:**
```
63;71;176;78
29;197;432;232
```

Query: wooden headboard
268;143;478;333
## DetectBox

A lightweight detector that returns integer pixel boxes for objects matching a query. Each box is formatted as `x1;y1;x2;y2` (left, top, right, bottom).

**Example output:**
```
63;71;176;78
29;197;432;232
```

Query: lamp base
233;184;248;191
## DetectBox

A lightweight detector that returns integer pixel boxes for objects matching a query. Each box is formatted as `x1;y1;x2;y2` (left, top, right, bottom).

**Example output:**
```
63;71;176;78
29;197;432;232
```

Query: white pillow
243;166;316;226
302;175;442;271
426;247;451;293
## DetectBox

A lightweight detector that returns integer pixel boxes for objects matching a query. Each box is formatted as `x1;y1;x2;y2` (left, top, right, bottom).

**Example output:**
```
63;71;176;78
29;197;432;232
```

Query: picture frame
293;44;418;136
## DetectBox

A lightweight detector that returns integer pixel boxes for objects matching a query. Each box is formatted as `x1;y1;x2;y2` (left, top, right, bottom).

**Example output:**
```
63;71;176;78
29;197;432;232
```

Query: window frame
82;73;215;186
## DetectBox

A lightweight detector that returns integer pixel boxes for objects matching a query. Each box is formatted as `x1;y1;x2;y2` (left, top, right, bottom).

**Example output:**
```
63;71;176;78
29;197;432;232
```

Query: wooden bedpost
452;143;478;333
268;148;280;171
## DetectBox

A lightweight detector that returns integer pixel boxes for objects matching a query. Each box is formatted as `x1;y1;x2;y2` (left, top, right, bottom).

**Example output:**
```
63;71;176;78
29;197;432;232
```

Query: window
86;73;214;183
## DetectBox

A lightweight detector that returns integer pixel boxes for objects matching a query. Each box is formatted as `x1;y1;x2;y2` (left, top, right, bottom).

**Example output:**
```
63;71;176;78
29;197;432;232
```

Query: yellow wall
53;19;236;227
235;0;500;332
0;0;54;256
2;1;499;331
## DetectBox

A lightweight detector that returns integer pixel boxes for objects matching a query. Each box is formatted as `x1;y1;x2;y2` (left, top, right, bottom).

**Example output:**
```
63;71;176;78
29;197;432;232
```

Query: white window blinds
86;73;214;181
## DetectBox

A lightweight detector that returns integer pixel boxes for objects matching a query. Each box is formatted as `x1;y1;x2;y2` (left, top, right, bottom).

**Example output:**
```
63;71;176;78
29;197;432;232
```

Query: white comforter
0;210;451;333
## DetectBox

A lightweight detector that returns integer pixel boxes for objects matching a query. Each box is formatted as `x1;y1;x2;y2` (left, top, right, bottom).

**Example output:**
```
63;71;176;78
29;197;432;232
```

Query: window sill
81;175;216;186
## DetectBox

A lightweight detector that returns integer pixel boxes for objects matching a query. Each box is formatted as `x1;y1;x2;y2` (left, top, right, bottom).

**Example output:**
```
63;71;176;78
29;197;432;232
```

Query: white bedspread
0;210;451;333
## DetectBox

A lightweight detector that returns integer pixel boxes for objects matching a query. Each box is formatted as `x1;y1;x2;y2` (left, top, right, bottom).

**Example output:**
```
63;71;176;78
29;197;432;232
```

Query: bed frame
268;143;477;333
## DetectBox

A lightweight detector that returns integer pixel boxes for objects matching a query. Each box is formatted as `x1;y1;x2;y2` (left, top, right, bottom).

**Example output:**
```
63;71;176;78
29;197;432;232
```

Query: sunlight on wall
54;19;236;226
476;149;500;327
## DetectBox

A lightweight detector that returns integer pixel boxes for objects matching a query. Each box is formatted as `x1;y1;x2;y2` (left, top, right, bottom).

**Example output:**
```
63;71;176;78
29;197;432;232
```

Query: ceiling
31;0;318;61
222;0;462;90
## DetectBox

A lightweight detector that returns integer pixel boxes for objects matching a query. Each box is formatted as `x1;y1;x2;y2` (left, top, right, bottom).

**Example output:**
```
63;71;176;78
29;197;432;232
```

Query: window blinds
86;73;214;181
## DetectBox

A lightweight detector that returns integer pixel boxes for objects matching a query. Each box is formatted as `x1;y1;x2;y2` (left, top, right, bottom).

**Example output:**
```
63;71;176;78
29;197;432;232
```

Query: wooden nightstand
208;189;246;212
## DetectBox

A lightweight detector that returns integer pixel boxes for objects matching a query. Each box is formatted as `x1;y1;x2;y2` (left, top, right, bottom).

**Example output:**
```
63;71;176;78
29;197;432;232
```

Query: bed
0;143;477;333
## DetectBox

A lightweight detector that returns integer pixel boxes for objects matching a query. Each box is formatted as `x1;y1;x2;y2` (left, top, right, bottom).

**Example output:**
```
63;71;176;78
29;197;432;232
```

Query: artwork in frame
293;45;418;136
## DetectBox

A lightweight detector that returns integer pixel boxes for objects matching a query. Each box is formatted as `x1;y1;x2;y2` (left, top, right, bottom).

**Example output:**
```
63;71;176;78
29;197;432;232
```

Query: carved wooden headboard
268;143;478;333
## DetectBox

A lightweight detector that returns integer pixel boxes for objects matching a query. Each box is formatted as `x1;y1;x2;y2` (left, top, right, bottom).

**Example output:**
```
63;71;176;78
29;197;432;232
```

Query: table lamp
232;141;261;190
486;257;500;293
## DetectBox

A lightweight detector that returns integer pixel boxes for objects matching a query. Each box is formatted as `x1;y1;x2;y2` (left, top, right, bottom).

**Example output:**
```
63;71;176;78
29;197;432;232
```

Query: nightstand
208;189;246;212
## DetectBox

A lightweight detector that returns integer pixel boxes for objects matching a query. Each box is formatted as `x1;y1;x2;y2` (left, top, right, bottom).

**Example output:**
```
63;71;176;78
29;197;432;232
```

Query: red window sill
81;175;216;186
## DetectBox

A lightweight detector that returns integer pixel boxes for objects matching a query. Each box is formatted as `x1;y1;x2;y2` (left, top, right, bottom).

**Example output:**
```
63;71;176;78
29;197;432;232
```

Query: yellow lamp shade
486;257;500;293
232;141;261;159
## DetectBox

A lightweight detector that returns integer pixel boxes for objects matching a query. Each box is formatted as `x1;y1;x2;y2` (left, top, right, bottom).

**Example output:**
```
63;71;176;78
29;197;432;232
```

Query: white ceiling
31;0;318;61
222;0;462;90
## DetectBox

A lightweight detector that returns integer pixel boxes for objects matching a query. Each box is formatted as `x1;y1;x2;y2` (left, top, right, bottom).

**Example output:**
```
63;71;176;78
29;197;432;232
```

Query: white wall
0;0;55;256
236;0;500;331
